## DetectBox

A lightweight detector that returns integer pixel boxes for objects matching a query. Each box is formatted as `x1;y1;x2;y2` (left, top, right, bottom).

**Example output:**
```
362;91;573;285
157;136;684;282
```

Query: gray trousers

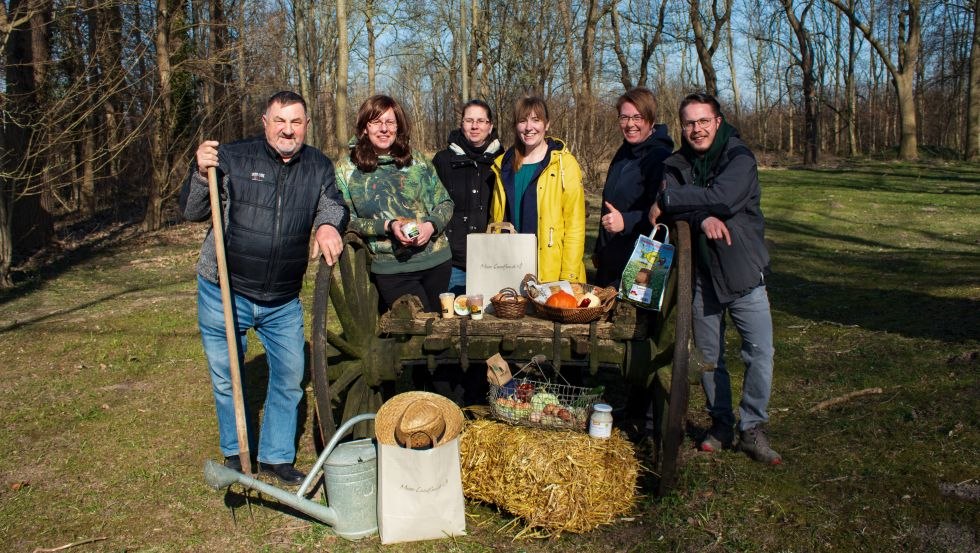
693;273;775;431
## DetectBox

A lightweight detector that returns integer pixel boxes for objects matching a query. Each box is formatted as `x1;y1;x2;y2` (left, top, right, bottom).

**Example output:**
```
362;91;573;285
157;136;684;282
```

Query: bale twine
459;418;639;535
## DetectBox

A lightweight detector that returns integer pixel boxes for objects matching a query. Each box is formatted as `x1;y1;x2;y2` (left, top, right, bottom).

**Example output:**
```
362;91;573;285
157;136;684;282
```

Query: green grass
0;161;977;552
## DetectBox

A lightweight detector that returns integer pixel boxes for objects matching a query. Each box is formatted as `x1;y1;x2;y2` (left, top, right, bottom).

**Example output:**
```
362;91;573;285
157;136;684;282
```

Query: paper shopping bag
466;222;537;309
618;224;674;311
377;438;467;544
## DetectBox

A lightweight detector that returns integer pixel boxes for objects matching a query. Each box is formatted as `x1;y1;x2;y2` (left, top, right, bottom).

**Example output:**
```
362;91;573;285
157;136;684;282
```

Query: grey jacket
658;135;770;303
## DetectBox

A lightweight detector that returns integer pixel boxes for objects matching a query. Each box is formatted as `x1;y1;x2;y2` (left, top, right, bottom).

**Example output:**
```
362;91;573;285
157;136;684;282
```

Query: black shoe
259;462;306;485
223;455;242;472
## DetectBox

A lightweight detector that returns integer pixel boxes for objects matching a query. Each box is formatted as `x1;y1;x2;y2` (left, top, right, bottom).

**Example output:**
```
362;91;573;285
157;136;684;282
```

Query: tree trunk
894;71;918;160
967;0;980;161
143;0;174;231
781;0;818;165
846;0;858;156
726;19;741;121
364;0;375;97
336;0;350;159
0;191;12;288
827;0;920;160
688;0;731;98
3;0;54;274
294;0;316;147
460;0;468;102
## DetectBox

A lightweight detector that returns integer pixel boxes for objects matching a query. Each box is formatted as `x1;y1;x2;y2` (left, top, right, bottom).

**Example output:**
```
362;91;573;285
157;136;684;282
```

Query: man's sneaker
223;455;242;472
699;420;735;452
259;462;306;486
738;425;782;465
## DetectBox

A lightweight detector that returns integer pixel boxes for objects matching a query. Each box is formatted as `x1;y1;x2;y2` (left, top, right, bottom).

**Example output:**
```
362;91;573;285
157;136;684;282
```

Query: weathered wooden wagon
309;222;693;493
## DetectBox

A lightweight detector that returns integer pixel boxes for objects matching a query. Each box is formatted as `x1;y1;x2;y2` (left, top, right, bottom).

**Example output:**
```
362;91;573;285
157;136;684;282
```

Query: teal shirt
513;162;540;231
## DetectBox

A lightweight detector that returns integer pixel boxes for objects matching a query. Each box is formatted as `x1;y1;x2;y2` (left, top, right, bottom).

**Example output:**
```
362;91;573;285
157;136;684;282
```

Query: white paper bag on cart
377;439;467;544
618;223;674;311
466;222;537;308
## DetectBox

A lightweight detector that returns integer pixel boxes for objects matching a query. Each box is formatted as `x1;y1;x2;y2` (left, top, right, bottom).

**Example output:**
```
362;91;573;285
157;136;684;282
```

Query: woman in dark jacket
593;87;674;287
432;99;502;294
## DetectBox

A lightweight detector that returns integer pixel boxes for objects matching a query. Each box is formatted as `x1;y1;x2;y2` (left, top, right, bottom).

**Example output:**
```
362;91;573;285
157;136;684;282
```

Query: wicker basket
487;357;603;432
521;274;618;324
490;287;528;319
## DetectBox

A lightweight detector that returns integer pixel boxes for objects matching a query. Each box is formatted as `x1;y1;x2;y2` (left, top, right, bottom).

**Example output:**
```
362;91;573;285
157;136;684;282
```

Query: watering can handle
297;413;377;497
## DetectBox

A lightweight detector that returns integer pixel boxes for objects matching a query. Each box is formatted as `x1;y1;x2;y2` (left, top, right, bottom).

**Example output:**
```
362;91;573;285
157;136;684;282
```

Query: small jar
589;403;613;439
402;220;420;239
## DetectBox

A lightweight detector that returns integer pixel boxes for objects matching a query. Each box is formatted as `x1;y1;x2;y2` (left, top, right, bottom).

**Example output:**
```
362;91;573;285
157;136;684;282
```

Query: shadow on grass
768;270;979;343
0;218;145;307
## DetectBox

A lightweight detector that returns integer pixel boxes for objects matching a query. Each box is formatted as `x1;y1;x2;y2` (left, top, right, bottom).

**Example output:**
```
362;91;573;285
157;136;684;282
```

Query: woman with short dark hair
593;87;674;287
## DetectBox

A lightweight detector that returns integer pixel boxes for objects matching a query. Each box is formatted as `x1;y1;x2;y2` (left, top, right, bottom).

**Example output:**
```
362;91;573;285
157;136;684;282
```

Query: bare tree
1;0;55;288
609;0;668;90
336;0;350;159
688;0;733;96
780;0;819;164
827;0;921;160
968;0;980;161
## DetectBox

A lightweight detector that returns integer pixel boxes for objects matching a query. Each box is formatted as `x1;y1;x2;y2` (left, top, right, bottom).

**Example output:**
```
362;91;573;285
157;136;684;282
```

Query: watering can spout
202;460;339;527
203;459;239;489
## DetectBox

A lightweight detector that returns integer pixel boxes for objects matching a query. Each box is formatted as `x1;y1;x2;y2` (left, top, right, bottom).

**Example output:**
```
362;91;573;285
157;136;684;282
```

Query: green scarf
682;119;735;273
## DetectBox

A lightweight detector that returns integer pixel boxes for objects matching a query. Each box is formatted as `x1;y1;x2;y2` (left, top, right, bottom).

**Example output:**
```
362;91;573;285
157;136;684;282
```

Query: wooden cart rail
310;222;692;495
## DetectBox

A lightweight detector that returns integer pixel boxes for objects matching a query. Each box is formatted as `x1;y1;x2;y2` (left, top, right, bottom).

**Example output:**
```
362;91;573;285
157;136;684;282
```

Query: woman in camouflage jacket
335;95;454;313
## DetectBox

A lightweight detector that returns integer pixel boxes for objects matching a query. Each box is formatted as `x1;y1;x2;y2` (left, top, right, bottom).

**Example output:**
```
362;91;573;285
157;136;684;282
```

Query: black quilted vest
219;137;328;302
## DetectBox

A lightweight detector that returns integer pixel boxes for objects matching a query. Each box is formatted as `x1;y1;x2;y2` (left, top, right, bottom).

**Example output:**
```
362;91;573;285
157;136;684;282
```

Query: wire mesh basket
487;356;604;432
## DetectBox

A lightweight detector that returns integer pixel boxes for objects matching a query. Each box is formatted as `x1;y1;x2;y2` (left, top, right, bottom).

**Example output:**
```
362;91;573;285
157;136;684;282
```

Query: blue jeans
448;266;466;295
693;274;774;431
197;276;305;464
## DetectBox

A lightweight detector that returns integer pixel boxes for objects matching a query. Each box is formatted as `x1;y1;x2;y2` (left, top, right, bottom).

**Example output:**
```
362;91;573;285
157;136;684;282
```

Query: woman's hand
413;221;435;246
601;201;625;233
389;219;414;246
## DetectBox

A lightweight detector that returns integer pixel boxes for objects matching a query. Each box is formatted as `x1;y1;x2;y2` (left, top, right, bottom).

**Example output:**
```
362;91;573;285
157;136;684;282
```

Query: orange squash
545;290;578;309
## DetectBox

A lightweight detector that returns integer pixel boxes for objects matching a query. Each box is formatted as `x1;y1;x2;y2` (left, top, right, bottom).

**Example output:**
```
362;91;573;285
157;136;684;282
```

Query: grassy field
0;161;977;552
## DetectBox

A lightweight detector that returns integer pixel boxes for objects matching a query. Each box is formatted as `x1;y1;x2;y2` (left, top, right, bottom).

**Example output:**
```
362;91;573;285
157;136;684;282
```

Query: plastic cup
439;292;455;319
467;294;484;320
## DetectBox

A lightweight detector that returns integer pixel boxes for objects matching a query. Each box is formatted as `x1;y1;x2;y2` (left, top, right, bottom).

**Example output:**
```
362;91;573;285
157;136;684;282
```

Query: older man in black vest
180;91;348;484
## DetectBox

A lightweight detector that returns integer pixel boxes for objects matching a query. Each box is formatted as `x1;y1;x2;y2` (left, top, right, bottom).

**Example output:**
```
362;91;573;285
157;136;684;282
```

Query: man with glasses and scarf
649;92;780;465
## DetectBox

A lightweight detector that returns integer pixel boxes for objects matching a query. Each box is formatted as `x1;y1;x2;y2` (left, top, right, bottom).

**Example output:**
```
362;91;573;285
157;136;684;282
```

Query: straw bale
459;418;638;535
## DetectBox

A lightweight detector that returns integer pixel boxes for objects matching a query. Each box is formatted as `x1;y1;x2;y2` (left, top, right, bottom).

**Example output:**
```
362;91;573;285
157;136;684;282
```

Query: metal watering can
203;413;378;540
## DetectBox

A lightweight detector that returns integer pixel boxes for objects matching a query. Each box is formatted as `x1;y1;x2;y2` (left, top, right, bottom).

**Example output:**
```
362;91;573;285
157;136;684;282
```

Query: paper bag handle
650;223;670;244
486;222;517;234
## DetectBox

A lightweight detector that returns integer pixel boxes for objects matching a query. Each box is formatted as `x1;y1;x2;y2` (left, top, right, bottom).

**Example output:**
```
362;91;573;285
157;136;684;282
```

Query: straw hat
375;391;464;449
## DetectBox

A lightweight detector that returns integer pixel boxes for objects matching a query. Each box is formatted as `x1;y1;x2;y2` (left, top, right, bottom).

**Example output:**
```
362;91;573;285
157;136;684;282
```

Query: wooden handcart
310;222;693;494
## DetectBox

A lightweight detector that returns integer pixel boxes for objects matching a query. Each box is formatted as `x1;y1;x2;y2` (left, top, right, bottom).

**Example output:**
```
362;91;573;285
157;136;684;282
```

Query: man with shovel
179;91;348;484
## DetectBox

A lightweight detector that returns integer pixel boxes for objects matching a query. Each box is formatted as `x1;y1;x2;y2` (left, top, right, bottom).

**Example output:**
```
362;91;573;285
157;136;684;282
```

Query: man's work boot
699;419;735;452
738;424;782;465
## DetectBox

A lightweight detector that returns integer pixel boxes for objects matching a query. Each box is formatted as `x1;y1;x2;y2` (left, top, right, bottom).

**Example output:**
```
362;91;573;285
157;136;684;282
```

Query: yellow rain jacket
490;138;586;283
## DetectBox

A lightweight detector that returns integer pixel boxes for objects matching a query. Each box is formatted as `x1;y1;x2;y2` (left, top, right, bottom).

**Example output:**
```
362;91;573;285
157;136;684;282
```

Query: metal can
588;403;613;439
402;220;420;239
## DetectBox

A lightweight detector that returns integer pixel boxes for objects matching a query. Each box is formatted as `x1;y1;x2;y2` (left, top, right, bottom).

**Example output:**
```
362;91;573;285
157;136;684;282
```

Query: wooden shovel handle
207;166;252;475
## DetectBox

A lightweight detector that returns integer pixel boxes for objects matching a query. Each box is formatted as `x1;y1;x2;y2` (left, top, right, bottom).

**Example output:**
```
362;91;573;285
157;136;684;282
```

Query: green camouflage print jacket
335;151;454;274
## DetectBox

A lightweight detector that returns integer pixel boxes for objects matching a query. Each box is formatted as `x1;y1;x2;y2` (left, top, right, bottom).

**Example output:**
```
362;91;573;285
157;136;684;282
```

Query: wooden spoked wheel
658;220;692;496
311;234;396;445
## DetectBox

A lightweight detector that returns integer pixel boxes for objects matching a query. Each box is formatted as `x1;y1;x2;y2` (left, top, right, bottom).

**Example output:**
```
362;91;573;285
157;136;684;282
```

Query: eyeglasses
682;117;718;131
618;114;645;124
463;118;490;126
367;118;398;130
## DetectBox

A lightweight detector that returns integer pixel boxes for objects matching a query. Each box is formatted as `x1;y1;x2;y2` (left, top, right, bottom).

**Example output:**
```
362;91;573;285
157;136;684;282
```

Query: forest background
1;0;978;287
